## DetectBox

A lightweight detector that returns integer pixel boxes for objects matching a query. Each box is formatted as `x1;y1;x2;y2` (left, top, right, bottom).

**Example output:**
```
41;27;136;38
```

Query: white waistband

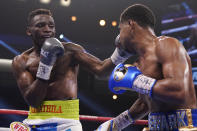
23;118;81;126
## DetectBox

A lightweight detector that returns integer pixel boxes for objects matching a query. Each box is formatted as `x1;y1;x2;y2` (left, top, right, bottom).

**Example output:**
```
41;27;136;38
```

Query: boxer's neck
131;26;156;56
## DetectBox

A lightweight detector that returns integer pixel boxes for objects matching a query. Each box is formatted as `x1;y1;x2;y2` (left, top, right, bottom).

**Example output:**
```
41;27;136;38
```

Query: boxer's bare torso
119;19;196;115
135;36;196;112
12;42;114;107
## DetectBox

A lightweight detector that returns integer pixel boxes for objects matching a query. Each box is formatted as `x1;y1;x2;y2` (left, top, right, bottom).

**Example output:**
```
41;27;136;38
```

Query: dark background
0;0;197;130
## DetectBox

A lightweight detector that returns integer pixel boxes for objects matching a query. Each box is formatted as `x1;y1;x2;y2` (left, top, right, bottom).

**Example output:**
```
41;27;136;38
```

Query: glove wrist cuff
111;48;129;65
132;74;156;98
113;110;134;130
36;62;53;80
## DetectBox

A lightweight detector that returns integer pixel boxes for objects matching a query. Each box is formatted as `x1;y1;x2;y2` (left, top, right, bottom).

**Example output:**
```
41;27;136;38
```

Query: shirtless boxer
11;9;131;131
96;4;197;131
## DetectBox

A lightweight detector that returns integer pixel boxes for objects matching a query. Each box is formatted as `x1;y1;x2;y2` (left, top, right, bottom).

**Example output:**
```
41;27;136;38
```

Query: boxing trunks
23;99;82;131
144;109;197;131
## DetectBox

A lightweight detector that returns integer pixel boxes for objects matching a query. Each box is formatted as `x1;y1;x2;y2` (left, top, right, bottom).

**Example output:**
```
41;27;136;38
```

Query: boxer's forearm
96;97;149;131
93;58;116;78
24;79;48;108
128;97;149;121
152;78;185;104
77;55;116;79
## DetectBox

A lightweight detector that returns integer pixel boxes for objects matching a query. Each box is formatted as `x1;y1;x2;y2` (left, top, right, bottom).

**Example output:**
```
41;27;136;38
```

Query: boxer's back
136;36;197;112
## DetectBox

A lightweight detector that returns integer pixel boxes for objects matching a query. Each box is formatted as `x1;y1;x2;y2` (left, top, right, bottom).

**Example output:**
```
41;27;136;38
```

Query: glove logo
114;66;128;81
41;49;49;57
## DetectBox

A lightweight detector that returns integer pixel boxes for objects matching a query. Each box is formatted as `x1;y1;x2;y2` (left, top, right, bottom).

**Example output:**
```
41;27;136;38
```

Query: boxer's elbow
24;93;42;108
174;90;186;104
170;81;186;104
25;98;42;108
166;90;186;104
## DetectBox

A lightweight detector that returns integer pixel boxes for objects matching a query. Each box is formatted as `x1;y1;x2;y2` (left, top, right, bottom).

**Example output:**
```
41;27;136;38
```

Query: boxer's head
120;4;155;29
26;9;56;48
118;4;156;52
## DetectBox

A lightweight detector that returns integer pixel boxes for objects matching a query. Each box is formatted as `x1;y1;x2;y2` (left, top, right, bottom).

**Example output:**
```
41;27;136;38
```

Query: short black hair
27;8;53;26
120;4;156;29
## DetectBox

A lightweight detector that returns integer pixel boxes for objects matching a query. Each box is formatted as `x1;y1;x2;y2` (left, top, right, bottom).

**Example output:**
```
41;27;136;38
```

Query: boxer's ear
26;27;32;36
128;20;135;31
128;20;134;26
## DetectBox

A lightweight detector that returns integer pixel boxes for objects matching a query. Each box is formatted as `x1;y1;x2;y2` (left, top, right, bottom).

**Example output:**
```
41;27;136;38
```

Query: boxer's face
118;21;135;53
27;14;56;48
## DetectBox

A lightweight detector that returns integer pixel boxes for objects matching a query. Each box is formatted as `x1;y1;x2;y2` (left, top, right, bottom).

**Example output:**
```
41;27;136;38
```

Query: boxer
96;4;197;131
12;9;131;131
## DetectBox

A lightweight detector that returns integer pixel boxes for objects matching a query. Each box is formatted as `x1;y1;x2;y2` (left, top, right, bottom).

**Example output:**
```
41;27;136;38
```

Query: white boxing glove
95;110;134;131
111;35;133;65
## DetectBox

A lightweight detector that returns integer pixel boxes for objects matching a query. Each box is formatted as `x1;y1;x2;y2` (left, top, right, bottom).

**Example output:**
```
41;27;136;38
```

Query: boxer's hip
27;99;79;120
23;99;82;130
147;109;197;131
24;99;79;124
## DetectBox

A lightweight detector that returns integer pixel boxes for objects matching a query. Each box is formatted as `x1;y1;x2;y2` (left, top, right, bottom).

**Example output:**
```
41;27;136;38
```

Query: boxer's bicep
157;38;185;82
153;38;186;103
12;56;34;95
18;71;34;95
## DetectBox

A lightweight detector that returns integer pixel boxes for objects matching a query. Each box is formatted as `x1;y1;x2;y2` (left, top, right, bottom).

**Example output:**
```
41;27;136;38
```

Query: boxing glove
110;34;133;65
109;64;156;97
96;110;134;131
36;38;65;80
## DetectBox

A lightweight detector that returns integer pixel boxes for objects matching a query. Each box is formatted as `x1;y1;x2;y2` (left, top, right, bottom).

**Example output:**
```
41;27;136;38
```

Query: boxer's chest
25;53;77;80
26;56;40;77
136;54;163;79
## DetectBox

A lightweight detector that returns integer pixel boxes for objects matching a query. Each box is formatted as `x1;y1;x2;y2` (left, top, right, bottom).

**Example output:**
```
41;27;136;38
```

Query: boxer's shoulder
13;54;25;67
12;56;26;75
12;48;34;70
155;36;181;58
156;36;180;47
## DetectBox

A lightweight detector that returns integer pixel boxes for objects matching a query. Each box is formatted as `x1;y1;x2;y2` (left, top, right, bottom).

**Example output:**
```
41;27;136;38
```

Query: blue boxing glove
36;38;64;80
109;64;156;97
